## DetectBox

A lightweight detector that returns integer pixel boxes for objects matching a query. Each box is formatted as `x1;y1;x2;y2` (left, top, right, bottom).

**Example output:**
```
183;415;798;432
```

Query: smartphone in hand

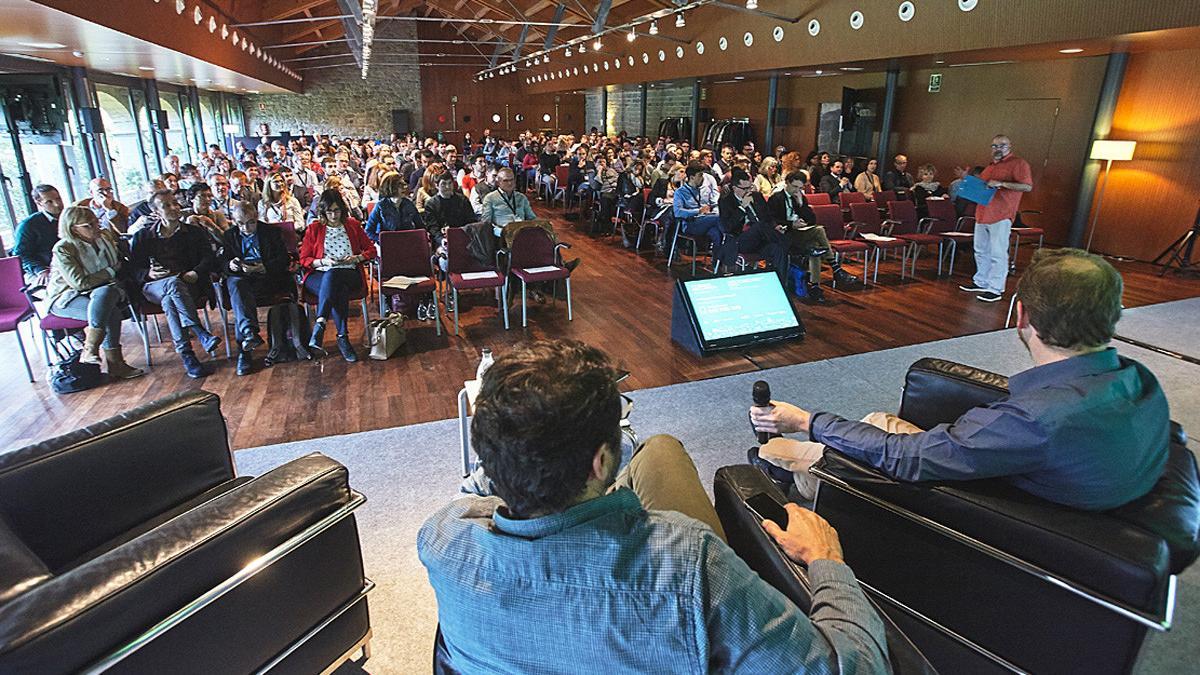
745;492;789;530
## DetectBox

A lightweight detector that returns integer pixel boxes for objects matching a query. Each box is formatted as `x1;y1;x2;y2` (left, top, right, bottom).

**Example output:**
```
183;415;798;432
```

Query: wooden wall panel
1088;47;1200;261
416;23;584;139
888;57;1108;246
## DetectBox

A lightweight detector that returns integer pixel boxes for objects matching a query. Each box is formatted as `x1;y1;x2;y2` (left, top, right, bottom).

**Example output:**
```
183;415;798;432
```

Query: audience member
183;182;229;248
755;156;782;197
673;162;725;255
959;135;1033;302
45;206;143;379
365;173;423;243
300;189;375;362
221;201;294;376
853;158;882;198
768;172;860;302
817;159;854;201
419;339;888;673
882;154;913;192
720;168;789;279
129;189;220;379
753;248;1166;509
77;178;130;233
259;171;306;230
423;173;476;239
10;184;63;285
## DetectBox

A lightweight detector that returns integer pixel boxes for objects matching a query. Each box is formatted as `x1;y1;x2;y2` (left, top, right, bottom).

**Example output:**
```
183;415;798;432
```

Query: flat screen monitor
676;270;804;353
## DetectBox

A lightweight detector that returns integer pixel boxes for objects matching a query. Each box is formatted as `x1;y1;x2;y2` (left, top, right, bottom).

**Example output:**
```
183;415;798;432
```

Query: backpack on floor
265;302;312;365
49;351;105;394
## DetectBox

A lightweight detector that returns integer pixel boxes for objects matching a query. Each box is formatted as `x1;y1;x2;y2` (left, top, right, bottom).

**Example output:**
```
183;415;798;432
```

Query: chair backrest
925;199;958;233
888;200;919;234
272;221;300;259
839;191;867;209
850;202;883;233
445;226;490;274
379;230;432;280
807;192;832;206
509;226;558;269
811;205;846;243
365;201;377;218
874;190;897;204
554;164;569;185
0;256;33;313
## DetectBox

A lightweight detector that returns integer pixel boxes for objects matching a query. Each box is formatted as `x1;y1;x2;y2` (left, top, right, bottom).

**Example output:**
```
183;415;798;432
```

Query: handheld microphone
752;380;778;445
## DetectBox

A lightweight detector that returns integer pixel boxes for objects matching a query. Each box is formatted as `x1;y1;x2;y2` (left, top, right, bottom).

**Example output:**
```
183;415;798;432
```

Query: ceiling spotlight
579;42;586;53
649;21;658;35
565;47;572;57
627;28;636;42
544;52;549;63
1059;48;1084;54
746;0;758;9
676;13;686;28
593;38;602;50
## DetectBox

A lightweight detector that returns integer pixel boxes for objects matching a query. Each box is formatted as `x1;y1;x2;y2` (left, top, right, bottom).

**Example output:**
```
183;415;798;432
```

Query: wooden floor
5;203;1199;451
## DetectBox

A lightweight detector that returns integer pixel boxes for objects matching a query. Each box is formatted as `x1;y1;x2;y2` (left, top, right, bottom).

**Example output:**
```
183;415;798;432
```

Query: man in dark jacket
817;160;854;203
221;201;295;375
719;168;789;280
10;184;64;285
424;174;478;245
768;172;860;302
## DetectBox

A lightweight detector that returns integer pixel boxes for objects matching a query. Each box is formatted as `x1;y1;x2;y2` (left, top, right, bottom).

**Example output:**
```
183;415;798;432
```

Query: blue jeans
51;284;123;349
142;275;204;353
304;269;362;335
972;218;1012;294
225;275;265;342
683;214;731;265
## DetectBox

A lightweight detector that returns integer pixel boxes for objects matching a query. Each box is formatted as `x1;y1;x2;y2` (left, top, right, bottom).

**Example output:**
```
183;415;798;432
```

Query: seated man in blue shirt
751;248;1169;510
419;339;889;673
220;201;294;375
674;161;726;253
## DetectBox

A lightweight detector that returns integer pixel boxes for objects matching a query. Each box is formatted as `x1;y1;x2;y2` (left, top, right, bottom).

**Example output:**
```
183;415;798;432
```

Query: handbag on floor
368;312;406;360
49;351;105;394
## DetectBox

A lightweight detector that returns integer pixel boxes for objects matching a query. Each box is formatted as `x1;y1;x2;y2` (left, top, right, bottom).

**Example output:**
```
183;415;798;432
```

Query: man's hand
34;269;50;288
699;204;712;215
228;259;242;273
987;180;1004;189
750;400;812;435
181;271;199;284
763;504;844;565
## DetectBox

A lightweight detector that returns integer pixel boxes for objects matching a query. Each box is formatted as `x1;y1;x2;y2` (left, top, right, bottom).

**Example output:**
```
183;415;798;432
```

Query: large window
95;84;147;203
158;92;190;163
199;93;222;149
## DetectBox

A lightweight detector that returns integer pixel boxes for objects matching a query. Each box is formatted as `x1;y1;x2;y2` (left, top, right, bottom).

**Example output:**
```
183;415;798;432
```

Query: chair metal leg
432;290;441;337
453;288;460;335
949;240;959;276
360;297;370;344
521;280;528;328
14;328;34;383
220;305;231;359
668;224;682;267
565;277;573;321
1005;293;1018;328
151;315;162;344
873;248;881;284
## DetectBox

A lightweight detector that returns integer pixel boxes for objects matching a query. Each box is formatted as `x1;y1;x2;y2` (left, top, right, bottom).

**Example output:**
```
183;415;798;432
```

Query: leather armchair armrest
897;358;1009;430
714;465;936;675
0;391;235;572
0;453;357;674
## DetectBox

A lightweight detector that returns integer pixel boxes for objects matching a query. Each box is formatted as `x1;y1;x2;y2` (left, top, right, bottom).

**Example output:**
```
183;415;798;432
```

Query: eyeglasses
991;143;1010;149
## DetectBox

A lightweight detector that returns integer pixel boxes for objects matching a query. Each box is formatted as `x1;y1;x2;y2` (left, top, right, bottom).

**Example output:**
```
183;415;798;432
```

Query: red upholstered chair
444;226;508;334
887;200;945;277
1;256;37;381
1010;209;1045;272
839;191;867;211
505;227;572;328
377;230;440;336
810;205;870;287
925;199;976;277
848;202;910;283
553;164;570;208
873;190;897;205
807;192;833;206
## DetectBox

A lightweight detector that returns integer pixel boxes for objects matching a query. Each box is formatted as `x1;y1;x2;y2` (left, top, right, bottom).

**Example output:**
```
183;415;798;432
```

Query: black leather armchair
0;391;373;674
713;465;938;675
807;358;1200;675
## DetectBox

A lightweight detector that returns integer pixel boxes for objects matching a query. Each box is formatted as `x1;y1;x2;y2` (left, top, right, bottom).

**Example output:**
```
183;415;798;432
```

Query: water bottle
476;348;494;381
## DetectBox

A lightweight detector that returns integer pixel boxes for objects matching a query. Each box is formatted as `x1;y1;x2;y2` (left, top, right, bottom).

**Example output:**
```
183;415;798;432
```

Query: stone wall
585;84;694;137
241;20;422;138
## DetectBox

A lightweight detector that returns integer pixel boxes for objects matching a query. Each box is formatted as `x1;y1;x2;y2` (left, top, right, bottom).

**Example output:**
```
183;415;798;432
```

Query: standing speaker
391;109;411;135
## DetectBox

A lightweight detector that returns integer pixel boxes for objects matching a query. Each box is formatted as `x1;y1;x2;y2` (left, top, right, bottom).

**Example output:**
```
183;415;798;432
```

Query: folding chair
1;256;38;381
505;227;572;328
839;191;867;210
887;200;945;277
668;221;719;277
300;277;371;343
925;199;975;277
377;230;441;336
1010;209;1045;272
807;192;833;206
444;226;508;334
848;202;910;283
810;205;870;287
873;190;897;205
552;165;570;209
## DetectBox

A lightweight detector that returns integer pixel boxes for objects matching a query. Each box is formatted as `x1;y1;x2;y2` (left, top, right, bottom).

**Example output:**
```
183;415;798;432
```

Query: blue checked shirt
418;489;889;674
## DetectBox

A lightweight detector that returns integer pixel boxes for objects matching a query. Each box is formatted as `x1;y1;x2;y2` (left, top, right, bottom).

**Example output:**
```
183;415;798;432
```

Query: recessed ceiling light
733;76;744;80
1059;48;1084;54
72;51;84;58
840;66;863;71
138;66;155;71
18;41;67;49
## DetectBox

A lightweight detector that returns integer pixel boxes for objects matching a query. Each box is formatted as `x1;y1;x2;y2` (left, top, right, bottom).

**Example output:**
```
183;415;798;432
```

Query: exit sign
928;73;942;93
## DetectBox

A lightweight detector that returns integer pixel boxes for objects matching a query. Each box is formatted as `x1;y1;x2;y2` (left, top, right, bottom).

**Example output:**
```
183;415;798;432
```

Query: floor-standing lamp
1086;139;1137;252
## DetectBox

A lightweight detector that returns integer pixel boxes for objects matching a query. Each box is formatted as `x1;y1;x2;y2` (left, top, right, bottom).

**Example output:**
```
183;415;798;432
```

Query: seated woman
259;171;306;231
365;172;424;242
306;174;362;223
755;156;782;198
415;162;444;213
912;163;947;215
300;189;376;363
46;206;144;380
854;158;883;199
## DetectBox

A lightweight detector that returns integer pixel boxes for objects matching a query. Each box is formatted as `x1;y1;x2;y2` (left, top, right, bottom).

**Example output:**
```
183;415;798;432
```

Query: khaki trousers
612;434;727;542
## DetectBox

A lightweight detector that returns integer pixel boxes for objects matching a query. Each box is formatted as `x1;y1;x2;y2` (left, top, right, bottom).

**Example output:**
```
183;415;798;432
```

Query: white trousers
972;218;1012;294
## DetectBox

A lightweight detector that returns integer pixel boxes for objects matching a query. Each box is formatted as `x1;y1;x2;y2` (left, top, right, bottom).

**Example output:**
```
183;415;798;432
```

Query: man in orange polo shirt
959;134;1033;302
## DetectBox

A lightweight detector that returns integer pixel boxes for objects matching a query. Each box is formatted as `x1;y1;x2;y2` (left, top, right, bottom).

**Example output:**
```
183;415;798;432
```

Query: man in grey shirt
419;339;889;673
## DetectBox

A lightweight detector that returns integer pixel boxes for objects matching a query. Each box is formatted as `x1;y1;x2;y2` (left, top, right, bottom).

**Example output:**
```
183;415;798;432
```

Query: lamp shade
1090;140;1136;161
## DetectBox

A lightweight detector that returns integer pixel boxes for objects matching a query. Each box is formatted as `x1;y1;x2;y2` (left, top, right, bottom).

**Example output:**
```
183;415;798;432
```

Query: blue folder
958;174;997;206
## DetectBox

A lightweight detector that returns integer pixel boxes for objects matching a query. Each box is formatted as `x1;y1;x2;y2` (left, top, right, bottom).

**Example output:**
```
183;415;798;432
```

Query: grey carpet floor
236;299;1200;674
1118;296;1200;362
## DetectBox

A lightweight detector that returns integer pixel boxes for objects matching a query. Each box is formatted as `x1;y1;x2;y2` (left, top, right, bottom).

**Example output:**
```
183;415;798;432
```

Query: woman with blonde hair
416;161;445;212
754;156;782;197
46;206;144;379
780;151;809;185
259;170;306;229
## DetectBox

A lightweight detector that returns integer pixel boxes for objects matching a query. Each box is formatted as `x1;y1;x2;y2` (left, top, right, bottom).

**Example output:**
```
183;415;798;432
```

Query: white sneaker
958;284;988;293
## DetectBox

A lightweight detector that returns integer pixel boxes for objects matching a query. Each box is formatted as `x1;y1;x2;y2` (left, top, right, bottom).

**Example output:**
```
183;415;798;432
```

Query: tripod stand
1153;203;1200;276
